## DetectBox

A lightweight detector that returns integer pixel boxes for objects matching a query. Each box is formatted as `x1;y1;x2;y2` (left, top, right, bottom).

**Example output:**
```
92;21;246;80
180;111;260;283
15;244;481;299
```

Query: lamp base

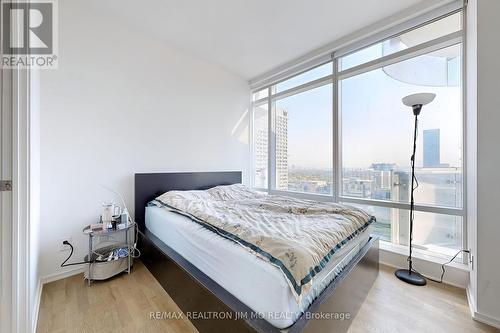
395;269;427;286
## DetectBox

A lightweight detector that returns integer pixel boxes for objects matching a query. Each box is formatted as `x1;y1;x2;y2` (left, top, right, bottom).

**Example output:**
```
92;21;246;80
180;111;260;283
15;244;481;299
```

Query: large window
274;84;333;194
251;11;464;258
341;44;463;209
252;64;334;194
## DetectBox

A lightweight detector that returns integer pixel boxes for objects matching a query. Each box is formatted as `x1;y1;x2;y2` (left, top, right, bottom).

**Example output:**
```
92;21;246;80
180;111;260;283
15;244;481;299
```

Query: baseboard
472;311;500;330
41;266;84;284
466;287;500;329
466;286;477;316
31;279;43;333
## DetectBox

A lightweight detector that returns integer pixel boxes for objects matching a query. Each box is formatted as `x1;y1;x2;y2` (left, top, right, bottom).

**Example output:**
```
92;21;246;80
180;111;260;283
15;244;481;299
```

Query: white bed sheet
145;206;370;329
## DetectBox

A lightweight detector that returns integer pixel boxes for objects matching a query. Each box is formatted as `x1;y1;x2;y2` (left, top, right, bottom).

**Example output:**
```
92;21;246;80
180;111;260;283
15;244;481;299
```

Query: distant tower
423;129;440;168
254;107;288;189
275;108;288;190
254;106;269;188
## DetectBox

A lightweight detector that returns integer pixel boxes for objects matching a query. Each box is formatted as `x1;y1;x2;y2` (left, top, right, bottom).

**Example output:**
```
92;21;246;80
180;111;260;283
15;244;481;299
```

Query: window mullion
461;8;468;263
267;86;275;193
333;57;340;202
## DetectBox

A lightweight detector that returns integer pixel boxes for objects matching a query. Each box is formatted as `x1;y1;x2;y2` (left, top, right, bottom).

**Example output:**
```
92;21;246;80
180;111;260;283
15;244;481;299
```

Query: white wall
38;0;250;279
467;0;500;328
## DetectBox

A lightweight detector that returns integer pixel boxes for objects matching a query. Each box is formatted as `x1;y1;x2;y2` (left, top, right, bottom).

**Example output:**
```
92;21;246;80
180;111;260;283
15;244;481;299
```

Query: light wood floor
37;261;499;333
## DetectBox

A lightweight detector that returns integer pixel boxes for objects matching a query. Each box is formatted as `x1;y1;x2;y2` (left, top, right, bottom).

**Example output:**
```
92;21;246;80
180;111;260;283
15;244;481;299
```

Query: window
274;84;333;194
339;25;464;257
340;44;463;209
251;11;464;258
252;63;334;195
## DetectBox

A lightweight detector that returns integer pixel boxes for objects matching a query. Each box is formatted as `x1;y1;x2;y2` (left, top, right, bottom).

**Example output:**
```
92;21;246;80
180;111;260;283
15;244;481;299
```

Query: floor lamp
395;92;436;286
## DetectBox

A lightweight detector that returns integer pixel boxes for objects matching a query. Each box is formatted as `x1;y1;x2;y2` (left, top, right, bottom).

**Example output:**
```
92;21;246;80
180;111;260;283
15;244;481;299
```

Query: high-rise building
254;107;288;189
275;108;288;190
253;106;268;188
423;129;440;167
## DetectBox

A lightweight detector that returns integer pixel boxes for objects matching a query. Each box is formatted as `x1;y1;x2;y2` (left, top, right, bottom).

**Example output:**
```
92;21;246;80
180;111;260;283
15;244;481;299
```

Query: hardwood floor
348;265;498;333
37;261;499;333
36;261;198;333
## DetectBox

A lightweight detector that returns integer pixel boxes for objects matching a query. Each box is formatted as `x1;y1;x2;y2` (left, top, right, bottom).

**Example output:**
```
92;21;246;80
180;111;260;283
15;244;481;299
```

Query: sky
273;42;462;170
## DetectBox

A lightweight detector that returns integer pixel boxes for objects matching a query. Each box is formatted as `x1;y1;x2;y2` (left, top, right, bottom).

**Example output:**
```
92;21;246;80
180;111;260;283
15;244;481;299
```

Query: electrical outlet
59;237;72;251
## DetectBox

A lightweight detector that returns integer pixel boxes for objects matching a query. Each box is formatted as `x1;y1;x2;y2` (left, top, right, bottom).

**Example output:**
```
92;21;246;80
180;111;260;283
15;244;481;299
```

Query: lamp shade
402;93;436;107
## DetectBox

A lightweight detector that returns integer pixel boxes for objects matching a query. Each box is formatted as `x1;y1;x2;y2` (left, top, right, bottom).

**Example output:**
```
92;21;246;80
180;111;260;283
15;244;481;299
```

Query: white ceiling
94;0;447;80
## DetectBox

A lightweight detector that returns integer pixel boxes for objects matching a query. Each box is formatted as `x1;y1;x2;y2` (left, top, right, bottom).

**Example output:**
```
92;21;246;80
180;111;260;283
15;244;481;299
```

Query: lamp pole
395;93;436;286
408;111;418;275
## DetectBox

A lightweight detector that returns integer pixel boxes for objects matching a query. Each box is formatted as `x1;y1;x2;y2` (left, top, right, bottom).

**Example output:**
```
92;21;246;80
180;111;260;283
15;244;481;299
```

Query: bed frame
135;171;379;333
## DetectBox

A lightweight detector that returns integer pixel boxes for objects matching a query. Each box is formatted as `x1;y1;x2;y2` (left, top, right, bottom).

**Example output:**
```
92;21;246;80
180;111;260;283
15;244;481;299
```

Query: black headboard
134;171;242;231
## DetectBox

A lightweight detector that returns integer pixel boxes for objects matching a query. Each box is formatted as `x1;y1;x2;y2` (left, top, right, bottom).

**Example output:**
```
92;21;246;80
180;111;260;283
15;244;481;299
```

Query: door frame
1;0;33;331
1;52;14;333
1;58;32;333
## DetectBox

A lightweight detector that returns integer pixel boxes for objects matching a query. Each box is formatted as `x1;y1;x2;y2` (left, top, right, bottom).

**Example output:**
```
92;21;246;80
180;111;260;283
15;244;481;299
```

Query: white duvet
151;184;374;302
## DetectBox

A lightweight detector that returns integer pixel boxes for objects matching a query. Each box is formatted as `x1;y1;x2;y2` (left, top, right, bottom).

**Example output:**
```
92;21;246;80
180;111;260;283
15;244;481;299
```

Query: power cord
412;249;470;284
60;241;93;267
130;220;141;259
61;227;140;267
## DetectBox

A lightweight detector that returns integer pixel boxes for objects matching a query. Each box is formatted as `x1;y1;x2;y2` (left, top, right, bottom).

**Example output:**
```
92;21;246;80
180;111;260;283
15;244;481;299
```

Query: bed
136;171;379;333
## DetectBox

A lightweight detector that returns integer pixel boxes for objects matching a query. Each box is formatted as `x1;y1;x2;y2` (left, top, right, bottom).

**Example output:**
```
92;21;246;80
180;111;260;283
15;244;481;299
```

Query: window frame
250;9;466;261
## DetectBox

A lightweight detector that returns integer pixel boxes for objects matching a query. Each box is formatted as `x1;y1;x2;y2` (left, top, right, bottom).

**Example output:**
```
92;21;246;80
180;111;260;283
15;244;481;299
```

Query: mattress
145;206;370;329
